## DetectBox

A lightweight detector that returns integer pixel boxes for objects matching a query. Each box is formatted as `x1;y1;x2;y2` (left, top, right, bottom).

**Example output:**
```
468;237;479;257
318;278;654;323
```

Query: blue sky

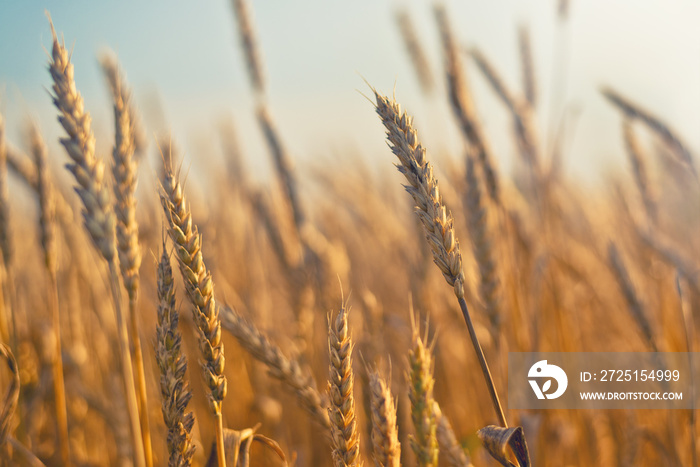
1;0;699;188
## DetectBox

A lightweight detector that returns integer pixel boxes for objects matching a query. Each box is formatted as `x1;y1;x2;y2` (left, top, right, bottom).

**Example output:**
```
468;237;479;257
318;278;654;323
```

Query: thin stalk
129;297;152;467
215;412;226;467
48;272;70;465
108;260;146;467
456;297;507;428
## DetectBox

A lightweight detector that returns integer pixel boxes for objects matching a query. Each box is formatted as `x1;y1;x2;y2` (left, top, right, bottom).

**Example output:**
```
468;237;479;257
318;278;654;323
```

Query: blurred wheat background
0;0;698;466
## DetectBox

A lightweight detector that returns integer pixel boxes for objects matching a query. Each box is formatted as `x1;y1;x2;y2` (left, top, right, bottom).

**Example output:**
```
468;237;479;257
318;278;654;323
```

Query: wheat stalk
0;109;11;269
518;26;536;108
47;16;146;466
159;154;227;467
367;369;400;467
327;305;361;467
156;242;196;467
29;121;71;465
0;108;13;348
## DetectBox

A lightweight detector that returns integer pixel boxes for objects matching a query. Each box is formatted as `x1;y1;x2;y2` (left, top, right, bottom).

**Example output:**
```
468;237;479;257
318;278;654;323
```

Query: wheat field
0;1;698;466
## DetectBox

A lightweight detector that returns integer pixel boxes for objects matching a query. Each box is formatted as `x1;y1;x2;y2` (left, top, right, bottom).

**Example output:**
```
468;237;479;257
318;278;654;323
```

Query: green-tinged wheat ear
327;305;361;467
407;321;438;467
367;369;400;467
159;154;227;467
155;242;196;467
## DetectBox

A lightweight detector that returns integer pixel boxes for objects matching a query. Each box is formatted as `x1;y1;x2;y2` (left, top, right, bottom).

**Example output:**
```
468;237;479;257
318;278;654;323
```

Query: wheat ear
159;155;227;467
29;121;71;465
47;16;146;466
465;155;500;340
101;54;153;467
621;120;657;225
328;305;361;466
518;25;536;108
220;305;330;428
608;243;657;351
602;87;697;179
230;0;266;95
394;8;434;95
373;89;507;428
407;320;438;467
433;3;501;205
367;369;400;467
468;48;541;173
156;241;196;467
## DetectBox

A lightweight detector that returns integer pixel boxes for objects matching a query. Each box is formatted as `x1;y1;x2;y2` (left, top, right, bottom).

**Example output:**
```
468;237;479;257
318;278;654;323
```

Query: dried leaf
205;424;288;467
477;425;531;467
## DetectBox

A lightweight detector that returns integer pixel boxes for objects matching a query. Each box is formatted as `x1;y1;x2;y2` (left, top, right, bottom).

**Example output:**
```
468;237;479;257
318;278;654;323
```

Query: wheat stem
30;121;70;465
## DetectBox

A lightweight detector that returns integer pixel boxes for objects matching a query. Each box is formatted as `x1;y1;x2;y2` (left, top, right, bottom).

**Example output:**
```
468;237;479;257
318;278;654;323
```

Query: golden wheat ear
327;304;361;467
367;368;400;467
46;15;146;466
159;154;228;467
155;240;196;466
